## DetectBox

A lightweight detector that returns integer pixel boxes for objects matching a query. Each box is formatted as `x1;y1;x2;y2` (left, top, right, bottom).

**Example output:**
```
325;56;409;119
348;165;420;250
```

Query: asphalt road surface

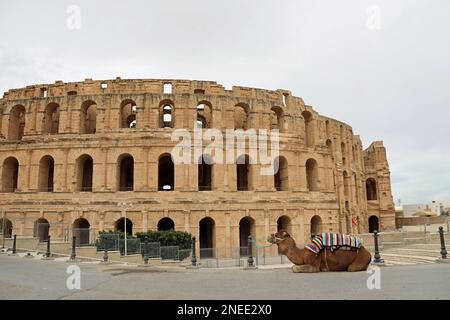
0;254;449;300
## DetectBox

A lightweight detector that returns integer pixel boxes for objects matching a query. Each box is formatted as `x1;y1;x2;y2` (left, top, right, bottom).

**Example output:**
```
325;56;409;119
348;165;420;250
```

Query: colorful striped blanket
305;233;363;255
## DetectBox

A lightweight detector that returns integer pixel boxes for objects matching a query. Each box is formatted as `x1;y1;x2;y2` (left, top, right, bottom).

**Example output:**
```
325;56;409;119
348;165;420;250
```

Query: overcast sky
0;0;449;205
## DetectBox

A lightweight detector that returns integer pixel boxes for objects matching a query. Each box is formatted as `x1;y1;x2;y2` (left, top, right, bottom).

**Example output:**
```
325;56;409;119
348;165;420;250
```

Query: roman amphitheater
0;78;395;257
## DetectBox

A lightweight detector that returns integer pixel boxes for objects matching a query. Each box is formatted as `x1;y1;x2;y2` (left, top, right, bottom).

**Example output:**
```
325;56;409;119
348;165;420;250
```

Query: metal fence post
439;226;447;259
247;235;255;268
12;234;17;254
70;236;76;261
191;237;197;266
46;235;51;258
373;230;384;264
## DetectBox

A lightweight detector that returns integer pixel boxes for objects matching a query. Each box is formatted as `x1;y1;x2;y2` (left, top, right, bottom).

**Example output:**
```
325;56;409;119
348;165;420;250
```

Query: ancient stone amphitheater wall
0;78;395;255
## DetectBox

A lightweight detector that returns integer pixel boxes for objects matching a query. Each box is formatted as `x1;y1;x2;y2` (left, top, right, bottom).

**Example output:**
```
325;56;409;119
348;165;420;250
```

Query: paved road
0;254;449;299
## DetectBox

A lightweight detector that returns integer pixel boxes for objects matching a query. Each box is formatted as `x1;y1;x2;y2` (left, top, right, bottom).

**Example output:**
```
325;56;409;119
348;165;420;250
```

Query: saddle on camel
268;230;372;273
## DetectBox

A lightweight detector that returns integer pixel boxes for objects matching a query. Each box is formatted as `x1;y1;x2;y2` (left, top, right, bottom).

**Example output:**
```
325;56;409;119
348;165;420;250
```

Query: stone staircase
378;242;450;266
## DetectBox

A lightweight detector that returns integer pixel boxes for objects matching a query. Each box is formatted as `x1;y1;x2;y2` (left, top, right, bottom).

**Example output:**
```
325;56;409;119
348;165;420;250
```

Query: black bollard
143;237;149;264
12;234;17;254
439;226;447;259
373;230;384;264
46;235;51;258
70;236;76;261
247;235;255;268
103;238;109;263
191;237;197;266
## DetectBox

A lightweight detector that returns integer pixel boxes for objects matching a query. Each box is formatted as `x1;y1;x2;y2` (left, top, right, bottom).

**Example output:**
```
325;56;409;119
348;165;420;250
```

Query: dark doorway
199;217;215;258
368;215;379;233
115;218;133;236
157;218;175;231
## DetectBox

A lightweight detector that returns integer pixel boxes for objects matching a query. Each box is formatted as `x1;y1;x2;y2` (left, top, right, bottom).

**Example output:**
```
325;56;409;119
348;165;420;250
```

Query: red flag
352;217;358;226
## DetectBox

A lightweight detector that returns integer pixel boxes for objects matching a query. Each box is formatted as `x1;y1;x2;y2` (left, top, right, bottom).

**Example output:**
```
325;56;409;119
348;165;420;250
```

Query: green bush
136;230;192;249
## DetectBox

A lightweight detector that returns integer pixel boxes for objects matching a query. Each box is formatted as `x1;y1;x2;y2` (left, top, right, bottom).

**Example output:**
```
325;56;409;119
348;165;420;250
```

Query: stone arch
38;155;54;192
115;217;133;236
274;156;289;191
80;100;97;134
76;154;93;192
301;110;314;147
157;217;175;231
119;99;137;129
73;218;90;245
366;178;378;200
236;154;252;191
117;154;134;191
34;218;50;241
198;154;212;191
234;103;249;130
310;215;322;236
270;106;284;132
159;100;174;128
239;216;255;250
8;105;26;140
158;153;174;191
277;215;292;234
305;158;319;191
368;215;379;233
199;217;215;258
2;157;19;193
0;218;13;238
197;101;212;129
42;102;60;134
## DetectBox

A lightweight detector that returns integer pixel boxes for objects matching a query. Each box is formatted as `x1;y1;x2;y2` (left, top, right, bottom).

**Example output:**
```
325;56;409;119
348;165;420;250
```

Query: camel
267;230;372;273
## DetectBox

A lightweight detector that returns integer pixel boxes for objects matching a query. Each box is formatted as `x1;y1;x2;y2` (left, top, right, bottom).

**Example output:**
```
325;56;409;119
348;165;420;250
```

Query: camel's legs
292;264;320;273
347;248;371;272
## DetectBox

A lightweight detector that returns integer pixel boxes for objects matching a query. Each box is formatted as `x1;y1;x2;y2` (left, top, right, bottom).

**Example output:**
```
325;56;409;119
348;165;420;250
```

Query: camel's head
267;230;294;249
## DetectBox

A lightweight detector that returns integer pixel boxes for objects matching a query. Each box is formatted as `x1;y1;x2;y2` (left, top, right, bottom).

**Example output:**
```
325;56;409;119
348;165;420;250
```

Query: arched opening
158;154;174;191
366;178;378;200
157;217;175;231
270;106;284;131
341;142;346;157
8;105;26;140
198;154;212;191
118;154;134;191
302;111;314;147
274;156;288;191
326;139;333;153
2;157;19;193
234;104;249;130
199;217;215;258
80;101;97;134
120;100;137;129
236;154;251;191
115;218;133;236
34;218;50;242
0;218;13;238
163;83;172;94
73;218;90;246
368;215;379;233
310;215;322;236
239;217;255;252
197;102;212;129
43;103;60;134
160;101;174;128
325;120;330;137
277;216;292;234
76;155;93;192
38;155;54;192
305;158;319;191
